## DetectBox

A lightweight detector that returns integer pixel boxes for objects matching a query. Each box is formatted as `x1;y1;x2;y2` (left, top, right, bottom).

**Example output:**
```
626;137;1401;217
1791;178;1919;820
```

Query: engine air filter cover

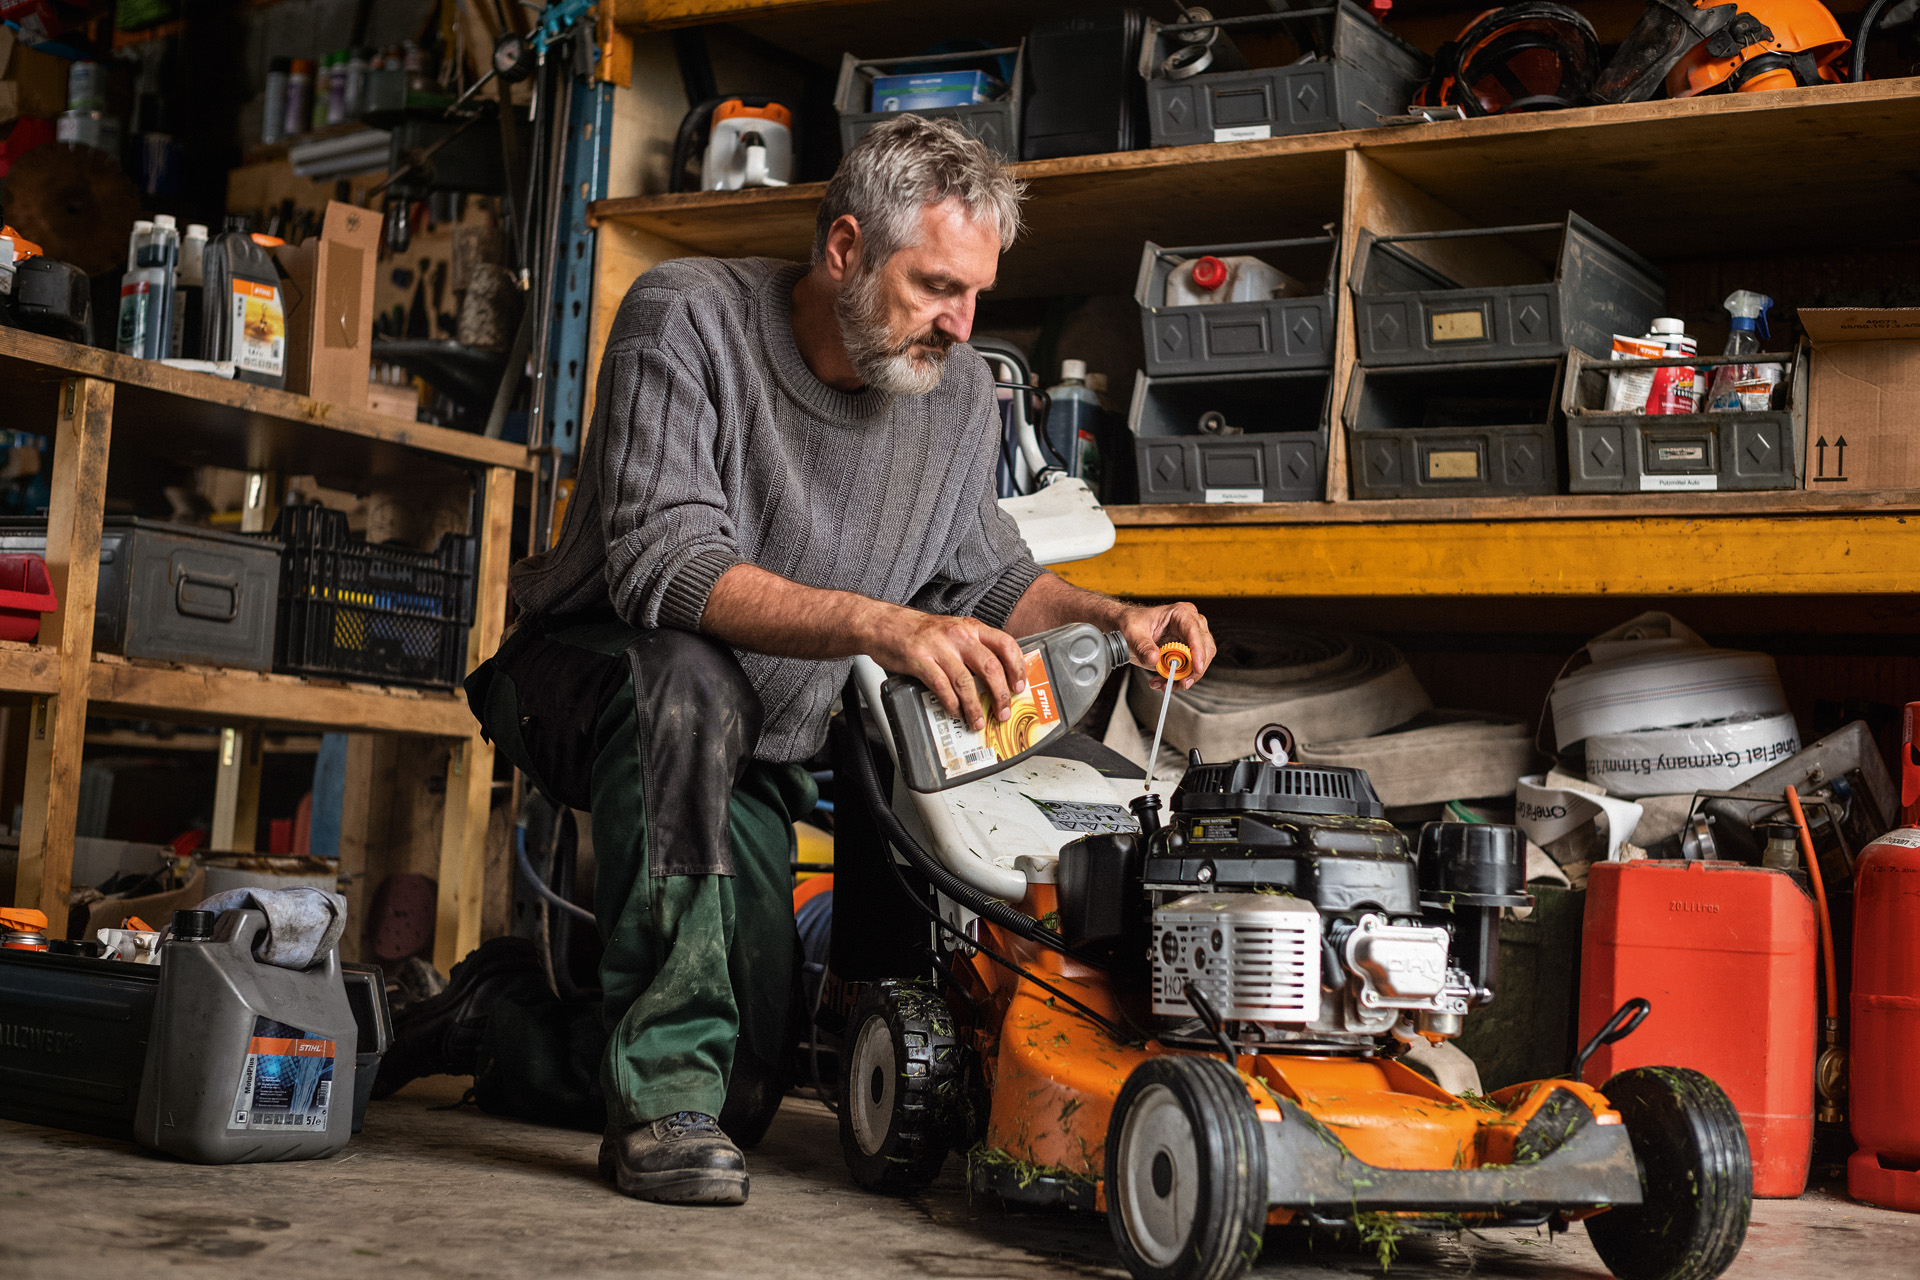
1174;760;1386;819
1152;891;1323;1024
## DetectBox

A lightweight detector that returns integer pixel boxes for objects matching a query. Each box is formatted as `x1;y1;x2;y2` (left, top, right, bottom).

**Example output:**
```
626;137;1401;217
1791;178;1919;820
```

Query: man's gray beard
834;264;952;397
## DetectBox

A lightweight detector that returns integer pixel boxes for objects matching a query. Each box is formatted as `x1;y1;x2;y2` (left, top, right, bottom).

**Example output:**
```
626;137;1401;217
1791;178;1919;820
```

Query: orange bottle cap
0;907;48;931
1156;641;1194;680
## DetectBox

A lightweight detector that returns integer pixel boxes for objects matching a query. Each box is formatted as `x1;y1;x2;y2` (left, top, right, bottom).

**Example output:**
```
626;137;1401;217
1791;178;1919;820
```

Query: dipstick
1144;642;1193;787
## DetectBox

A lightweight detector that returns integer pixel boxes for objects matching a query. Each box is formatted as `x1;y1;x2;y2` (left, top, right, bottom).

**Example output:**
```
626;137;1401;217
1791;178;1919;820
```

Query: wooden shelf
0;641;61;696
1107;488;1920;526
1056;511;1920;598
84;655;476;737
0;328;532;490
591;78;1920;299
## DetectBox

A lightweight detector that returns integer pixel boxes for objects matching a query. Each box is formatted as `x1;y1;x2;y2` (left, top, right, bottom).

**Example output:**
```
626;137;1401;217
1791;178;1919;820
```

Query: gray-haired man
390;116;1214;1206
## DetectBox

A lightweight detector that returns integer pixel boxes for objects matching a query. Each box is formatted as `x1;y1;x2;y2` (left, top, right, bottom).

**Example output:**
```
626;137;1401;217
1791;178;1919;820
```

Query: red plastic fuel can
1581;858;1818;1198
1848;701;1920;1212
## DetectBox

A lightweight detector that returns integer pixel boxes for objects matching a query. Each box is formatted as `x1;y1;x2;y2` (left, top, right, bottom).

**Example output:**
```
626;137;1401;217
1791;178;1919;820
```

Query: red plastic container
1581;859;1818;1198
0;553;56;642
1848;701;1920;1212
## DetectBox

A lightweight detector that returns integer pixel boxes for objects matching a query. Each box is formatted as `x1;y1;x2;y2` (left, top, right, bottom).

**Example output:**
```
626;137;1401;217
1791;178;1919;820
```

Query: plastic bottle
1642;317;1699;415
116;220;162;360
263;57;290;144
202;222;287;388
312;53;335;132
344;47;371;118
1045;359;1099;479
133;908;357;1164
326;50;350;125
172;223;207;359
1706;291;1782;412
66;60;103;112
284;60;313;139
882;623;1131;792
1164;254;1305;308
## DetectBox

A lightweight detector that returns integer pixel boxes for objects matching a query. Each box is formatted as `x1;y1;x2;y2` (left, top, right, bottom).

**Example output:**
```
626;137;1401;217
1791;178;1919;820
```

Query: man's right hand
857;603;1027;733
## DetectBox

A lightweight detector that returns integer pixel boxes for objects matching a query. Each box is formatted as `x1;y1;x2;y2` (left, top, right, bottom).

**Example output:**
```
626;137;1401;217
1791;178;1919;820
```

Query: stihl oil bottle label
228;1015;334;1131
229;279;286;376
921;649;1063;783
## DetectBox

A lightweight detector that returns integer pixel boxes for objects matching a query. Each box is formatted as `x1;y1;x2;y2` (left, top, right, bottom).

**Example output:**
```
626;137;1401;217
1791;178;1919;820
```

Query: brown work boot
598;1111;749;1206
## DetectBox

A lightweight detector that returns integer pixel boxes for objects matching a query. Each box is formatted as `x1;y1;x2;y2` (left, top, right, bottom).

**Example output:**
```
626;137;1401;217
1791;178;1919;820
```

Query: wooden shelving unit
1;337;524;972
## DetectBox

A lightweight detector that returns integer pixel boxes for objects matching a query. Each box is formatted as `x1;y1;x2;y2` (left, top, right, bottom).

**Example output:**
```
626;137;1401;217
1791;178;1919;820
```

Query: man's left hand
1117;601;1215;691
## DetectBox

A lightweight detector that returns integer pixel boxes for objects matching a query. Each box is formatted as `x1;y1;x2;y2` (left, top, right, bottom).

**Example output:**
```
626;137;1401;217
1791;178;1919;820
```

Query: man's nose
934;294;975;345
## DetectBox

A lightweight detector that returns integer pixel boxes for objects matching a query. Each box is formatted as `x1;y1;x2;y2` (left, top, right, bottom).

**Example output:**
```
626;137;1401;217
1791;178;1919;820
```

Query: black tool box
1344;357;1565;499
1130;368;1330;504
1350;214;1664;367
834;44;1024;161
1135;235;1338;378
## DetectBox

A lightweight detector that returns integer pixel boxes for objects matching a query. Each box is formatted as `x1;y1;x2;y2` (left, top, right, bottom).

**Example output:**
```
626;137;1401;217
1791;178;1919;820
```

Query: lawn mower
821;481;1753;1280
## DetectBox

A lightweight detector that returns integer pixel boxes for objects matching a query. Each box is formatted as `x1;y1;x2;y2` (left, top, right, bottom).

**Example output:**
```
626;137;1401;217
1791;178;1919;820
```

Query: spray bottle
883;623;1132;792
1706;291;1781;412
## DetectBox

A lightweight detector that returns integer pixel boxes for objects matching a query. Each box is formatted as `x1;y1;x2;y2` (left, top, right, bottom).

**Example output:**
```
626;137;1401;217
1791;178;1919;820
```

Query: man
381;115;1215;1207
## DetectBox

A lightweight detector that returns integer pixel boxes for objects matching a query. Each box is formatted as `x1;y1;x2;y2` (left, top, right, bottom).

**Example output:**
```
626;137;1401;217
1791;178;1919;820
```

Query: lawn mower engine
1061;749;1529;1054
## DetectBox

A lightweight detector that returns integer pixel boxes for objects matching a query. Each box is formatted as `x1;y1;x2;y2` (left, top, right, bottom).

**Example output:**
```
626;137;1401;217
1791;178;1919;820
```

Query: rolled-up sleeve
599;335;742;631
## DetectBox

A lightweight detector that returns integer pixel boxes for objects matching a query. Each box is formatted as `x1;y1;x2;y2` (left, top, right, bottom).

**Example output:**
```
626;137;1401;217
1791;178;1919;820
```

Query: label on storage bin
1213;125;1271;143
229;280;286;377
1204;488;1264;504
920;649;1062;782
1427;450;1481;480
228;1016;335;1131
1639;474;1718;491
1429;310;1486;343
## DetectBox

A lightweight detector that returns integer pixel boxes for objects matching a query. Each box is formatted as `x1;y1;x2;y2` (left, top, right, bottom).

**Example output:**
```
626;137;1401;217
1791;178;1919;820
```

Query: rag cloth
197;887;348;970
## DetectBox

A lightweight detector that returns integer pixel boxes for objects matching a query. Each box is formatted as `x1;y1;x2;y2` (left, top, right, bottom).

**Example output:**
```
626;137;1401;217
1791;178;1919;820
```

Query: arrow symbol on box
1834;435;1848;477
1816;435;1828;476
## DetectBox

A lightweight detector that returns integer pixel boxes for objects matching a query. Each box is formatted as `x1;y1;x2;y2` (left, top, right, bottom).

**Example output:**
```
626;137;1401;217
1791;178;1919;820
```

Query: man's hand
1117;601;1215;691
857;605;1028;732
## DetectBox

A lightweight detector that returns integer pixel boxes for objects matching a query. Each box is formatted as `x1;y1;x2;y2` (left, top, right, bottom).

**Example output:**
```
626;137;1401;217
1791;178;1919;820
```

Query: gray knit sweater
508;257;1043;762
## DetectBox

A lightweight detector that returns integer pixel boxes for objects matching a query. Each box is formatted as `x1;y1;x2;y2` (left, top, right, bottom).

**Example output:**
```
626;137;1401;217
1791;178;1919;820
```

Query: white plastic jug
1163;254;1305;307
702;101;793;191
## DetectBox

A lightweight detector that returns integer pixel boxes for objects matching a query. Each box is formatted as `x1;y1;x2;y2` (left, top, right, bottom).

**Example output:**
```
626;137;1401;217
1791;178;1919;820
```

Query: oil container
134;908;356;1163
1580;859;1817;1198
1848;700;1920;1212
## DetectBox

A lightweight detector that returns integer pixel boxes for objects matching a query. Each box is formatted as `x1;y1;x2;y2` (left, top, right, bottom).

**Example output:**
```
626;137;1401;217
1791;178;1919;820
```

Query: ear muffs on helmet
1416;2;1601;114
1664;0;1849;96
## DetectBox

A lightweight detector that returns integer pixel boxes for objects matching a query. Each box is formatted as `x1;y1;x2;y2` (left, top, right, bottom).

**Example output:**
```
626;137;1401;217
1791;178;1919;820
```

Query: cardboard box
1800;308;1920;491
273;201;380;409
0;28;69;124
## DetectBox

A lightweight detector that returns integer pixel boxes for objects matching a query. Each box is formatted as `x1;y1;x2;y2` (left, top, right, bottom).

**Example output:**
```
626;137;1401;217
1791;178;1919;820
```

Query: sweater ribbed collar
757;261;896;423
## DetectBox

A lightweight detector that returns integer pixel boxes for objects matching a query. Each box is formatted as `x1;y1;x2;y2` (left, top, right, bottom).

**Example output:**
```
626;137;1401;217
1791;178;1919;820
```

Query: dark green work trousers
466;619;815;1135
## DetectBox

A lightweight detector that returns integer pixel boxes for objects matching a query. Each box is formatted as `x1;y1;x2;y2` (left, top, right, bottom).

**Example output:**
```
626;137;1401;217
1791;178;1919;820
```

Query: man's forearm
700;563;894;660
1004;570;1127;637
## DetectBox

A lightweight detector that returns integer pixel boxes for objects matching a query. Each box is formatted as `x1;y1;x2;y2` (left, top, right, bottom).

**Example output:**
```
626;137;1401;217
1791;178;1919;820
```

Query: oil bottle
134;907;357;1163
883;623;1130;792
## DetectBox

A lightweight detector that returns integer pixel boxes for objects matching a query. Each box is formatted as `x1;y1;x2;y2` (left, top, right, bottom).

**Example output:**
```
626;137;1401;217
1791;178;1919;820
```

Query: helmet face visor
1446;5;1601;114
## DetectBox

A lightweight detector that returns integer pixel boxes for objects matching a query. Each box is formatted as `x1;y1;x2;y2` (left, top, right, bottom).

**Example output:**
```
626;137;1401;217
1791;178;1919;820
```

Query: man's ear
822;214;863;283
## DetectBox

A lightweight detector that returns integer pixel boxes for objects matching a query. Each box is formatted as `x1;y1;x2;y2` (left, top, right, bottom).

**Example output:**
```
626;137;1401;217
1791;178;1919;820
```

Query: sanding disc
6;144;141;277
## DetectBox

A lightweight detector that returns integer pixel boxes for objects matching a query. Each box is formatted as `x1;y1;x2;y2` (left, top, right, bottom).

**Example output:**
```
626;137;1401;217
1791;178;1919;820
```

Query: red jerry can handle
1902;701;1918;827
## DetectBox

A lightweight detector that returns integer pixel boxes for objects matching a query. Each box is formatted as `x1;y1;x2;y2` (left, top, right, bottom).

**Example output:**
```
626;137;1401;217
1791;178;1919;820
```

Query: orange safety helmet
1665;0;1850;95
1416;2;1601;114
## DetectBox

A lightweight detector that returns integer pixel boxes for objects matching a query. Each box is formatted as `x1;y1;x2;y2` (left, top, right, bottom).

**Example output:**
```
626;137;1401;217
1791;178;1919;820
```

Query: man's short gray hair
812;114;1025;268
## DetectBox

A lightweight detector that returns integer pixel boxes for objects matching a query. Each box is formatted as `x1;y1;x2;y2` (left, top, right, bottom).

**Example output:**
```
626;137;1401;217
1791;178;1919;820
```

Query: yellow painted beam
1054;516;1920;598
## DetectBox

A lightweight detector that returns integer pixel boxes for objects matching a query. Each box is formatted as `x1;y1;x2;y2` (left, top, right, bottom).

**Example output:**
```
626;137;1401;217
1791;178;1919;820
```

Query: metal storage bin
1135;234;1338;377
0;947;158;1140
1351;214;1664;367
834;45;1024;160
1563;346;1807;493
1345;358;1564;499
1140;4;1426;148
0;518;281;670
1130;368;1329;504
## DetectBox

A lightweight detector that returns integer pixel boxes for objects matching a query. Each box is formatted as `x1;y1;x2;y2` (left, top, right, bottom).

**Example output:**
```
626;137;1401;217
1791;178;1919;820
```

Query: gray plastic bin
1130;368;1329;504
1136;235;1338;377
835;44;1023;160
1351;214;1664;367
0;518;281;670
341;962;393;1132
1140;4;1427;148
1563;346;1806;493
1345;358;1564;499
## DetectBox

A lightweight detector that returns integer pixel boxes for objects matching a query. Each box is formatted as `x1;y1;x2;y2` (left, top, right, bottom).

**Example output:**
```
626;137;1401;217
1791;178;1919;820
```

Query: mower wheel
1585;1066;1752;1280
838;981;964;1193
1106;1056;1266;1280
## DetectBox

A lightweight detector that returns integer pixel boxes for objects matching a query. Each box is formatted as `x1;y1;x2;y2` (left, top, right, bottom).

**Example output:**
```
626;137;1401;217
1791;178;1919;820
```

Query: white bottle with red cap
1163;253;1299;308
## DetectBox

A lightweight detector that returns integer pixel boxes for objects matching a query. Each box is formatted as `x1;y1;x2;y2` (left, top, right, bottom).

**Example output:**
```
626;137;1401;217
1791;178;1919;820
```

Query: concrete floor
2;1078;1914;1280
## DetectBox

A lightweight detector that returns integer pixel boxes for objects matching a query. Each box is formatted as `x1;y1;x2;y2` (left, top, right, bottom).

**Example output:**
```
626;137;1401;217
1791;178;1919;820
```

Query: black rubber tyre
837;981;964;1192
1106;1056;1267;1280
1586;1066;1752;1280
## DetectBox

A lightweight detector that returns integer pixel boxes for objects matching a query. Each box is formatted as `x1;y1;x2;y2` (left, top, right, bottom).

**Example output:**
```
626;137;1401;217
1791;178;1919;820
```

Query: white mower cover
852;479;1168;903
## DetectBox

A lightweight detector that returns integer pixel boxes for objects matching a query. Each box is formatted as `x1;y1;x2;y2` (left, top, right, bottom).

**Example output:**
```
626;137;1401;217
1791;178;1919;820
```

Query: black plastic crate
1135;234;1338;377
1129;368;1330;503
1344;357;1565;499
0;947;159;1140
271;504;475;689
1351;214;1665;367
1141;4;1427;148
